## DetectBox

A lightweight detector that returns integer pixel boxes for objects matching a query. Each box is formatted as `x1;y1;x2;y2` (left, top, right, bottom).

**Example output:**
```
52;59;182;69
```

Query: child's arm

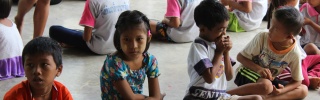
146;78;161;100
304;17;320;33
83;26;93;42
221;0;252;13
271;80;302;95
162;17;181;28
114;80;149;99
237;53;273;80
202;51;224;83
202;35;226;83
223;36;233;81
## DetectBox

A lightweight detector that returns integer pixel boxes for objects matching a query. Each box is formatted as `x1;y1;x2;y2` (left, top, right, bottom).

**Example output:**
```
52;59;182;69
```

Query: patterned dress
100;53;160;99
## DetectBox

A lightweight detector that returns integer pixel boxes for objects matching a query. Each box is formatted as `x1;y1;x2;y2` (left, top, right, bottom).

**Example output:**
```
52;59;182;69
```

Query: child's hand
257;68;274;80
215;35;227;54
223;36;232;54
220;0;230;6
271;84;284;95
304;17;312;25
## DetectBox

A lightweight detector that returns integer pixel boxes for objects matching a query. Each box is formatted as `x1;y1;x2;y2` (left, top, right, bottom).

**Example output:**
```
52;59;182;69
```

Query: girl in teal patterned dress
100;10;162;99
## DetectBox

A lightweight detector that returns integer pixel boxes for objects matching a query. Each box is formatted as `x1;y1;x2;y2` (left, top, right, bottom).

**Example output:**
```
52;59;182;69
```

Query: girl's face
308;0;320;7
120;24;148;60
268;18;291;42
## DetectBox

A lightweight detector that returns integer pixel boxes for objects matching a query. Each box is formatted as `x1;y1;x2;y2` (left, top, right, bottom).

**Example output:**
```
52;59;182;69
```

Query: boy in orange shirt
4;37;73;100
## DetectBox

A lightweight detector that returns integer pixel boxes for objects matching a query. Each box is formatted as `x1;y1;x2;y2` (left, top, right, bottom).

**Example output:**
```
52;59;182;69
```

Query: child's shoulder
4;80;29;99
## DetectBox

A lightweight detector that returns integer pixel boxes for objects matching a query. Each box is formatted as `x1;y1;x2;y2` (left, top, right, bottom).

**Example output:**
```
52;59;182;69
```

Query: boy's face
120;24;148;60
24;53;62;90
200;20;229;42
268;18;291;42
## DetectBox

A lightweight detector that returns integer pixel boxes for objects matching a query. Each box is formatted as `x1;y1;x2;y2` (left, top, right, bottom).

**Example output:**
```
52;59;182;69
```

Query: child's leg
237;95;262;100
15;0;38;34
49;25;89;50
305;55;320;89
303;43;320;55
263;84;308;100
33;0;50;38
149;20;158;34
227;78;273;95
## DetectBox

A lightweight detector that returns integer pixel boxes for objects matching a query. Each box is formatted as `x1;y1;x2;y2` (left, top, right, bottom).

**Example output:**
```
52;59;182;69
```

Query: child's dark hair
22;37;62;68
114;10;151;55
194;0;229;30
273;6;303;36
0;0;11;19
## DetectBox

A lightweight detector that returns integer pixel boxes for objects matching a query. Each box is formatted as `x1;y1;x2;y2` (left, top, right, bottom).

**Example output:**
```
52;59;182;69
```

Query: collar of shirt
197;37;216;49
26;81;59;100
301;3;319;17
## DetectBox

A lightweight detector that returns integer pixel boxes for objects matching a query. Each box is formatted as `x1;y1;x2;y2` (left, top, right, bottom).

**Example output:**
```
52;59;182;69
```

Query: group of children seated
1;0;320;99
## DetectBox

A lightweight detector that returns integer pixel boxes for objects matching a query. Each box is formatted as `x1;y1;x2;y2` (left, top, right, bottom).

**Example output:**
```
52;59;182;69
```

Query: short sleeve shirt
240;32;304;81
165;0;202;42
79;0;130;54
232;0;268;31
300;3;320;47
100;53;160;99
185;37;229;99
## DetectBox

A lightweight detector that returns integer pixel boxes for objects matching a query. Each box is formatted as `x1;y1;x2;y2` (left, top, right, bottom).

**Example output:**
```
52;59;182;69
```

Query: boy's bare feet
309;77;320;89
14;16;23;34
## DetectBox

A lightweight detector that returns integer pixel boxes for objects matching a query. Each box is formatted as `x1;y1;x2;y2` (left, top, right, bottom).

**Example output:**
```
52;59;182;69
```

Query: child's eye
137;37;144;41
26;63;34;67
42;63;49;67
123;38;129;42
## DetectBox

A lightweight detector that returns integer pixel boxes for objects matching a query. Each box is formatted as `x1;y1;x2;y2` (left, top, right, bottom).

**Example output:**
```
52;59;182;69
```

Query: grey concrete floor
1;0;320;99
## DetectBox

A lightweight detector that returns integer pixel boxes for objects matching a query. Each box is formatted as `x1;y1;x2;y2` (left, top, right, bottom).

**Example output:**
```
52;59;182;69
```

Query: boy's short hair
0;0;11;19
274;6;303;36
194;0;229;30
22;37;62;68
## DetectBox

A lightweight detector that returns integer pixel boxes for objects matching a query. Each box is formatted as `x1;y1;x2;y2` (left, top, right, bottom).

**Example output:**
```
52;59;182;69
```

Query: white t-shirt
79;0;129;54
165;0;202;42
0;20;23;60
300;3;320;47
185;37;228;99
239;32;304;81
232;0;268;31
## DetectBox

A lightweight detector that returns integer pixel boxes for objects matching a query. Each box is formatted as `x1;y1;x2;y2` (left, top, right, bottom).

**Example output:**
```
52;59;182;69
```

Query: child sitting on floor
220;0;268;32
0;0;24;80
227;6;308;100
184;0;261;99
100;10;164;99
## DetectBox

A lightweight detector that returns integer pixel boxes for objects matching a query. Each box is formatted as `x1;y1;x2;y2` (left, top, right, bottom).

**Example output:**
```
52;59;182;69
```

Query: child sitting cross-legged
227;6;308;100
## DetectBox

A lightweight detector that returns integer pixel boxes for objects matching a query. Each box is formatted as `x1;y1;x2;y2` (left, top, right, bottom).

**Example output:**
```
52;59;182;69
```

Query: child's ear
147;34;152;43
287;34;294;39
56;65;63;77
199;26;205;33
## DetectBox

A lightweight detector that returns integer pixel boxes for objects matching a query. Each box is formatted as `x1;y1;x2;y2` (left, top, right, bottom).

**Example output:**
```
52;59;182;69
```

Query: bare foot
14;16;23;34
309;77;320;89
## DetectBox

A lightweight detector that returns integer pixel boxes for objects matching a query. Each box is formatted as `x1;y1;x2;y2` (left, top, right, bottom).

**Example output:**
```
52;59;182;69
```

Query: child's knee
304;43;319;55
297;85;308;99
257;79;273;94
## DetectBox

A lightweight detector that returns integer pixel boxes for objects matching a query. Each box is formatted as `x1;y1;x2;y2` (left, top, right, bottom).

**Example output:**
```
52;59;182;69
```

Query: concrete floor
1;0;319;99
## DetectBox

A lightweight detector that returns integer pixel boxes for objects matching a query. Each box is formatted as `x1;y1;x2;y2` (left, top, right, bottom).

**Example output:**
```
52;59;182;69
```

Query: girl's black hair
22;37;63;69
0;0;11;19
113;10;151;57
267;0;288;29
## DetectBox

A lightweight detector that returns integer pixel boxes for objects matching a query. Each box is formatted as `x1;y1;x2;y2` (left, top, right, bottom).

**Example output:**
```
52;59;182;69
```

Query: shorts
234;67;289;88
155;22;174;42
227;12;246;32
183;93;239;100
